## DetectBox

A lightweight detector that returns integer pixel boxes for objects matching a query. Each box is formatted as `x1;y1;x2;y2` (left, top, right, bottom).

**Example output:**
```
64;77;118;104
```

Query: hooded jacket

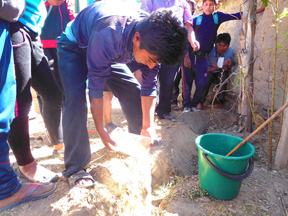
41;0;75;48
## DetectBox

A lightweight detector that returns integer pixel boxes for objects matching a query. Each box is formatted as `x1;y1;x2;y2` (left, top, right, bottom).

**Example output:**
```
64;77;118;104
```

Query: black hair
203;0;218;4
135;9;188;66
216;33;231;45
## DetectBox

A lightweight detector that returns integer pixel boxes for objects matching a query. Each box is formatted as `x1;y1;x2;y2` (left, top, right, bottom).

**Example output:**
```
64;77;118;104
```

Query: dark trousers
182;54;207;108
155;64;180;115
0;20;21;199
8;22;63;165
200;71;229;104
37;48;64;120
57;34;142;178
171;67;182;105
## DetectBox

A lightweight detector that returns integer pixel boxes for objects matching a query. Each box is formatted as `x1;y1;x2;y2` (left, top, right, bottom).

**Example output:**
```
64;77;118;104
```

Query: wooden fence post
275;97;288;168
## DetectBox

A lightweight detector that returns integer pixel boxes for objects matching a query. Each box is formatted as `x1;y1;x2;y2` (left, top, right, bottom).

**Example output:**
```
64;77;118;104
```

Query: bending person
57;1;188;188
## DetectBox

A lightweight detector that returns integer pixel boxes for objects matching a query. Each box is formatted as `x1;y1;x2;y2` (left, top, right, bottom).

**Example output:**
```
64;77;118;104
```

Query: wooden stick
226;102;288;156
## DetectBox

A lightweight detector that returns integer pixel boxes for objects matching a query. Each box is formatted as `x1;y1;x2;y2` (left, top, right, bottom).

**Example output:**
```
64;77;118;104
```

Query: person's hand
213;62;219;69
191;39;200;52
140;127;155;148
224;59;232;68
97;127;117;151
47;0;65;6
184;52;191;68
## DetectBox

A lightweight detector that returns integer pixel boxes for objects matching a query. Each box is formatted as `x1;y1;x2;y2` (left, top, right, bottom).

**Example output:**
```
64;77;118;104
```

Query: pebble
260;205;269;212
228;208;236;214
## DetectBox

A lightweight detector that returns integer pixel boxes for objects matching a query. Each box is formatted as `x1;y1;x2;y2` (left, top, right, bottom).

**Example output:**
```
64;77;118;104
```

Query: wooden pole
226;102;288;157
275;97;288;168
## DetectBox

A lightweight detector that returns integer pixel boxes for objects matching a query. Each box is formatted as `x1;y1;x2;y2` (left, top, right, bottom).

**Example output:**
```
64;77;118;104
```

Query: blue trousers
155;64;180;115
0;20;21;200
182;54;207;108
57;34;142;178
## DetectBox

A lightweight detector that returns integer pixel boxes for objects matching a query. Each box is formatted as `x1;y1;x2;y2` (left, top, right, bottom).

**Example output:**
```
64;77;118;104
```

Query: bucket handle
202;153;254;180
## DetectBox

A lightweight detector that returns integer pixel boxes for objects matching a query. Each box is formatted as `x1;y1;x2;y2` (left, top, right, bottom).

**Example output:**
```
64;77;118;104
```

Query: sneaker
183;107;190;113
191;107;201;112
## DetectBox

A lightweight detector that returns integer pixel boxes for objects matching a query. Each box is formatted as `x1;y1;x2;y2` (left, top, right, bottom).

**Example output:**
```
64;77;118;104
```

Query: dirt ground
3;94;288;216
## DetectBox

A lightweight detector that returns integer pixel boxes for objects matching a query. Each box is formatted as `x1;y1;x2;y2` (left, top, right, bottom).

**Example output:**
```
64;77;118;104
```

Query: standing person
40;0;75;155
171;0;196;111
199;33;233;109
141;0;198;120
181;0;264;112
0;1;56;212
57;0;188;188
8;0;65;183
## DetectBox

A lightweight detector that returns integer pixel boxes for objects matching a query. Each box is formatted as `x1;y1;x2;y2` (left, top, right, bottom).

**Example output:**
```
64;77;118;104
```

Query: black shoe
158;113;176;121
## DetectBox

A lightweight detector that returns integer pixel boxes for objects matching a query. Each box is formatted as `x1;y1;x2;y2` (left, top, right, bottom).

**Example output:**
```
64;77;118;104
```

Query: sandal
68;171;95;188
0;183;57;212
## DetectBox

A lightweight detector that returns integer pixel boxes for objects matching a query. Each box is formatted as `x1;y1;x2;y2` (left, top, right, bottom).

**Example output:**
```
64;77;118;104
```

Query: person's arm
185;22;200;52
140;0;153;13
86;30;118;150
140;96;156;140
138;63;159;141
0;0;25;22
207;62;220;72
183;0;200;51
89;97;116;151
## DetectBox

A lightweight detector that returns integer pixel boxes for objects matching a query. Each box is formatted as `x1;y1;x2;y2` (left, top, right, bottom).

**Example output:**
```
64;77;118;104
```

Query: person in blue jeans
57;0;188;188
8;0;65;183
0;1;56;212
181;0;264;112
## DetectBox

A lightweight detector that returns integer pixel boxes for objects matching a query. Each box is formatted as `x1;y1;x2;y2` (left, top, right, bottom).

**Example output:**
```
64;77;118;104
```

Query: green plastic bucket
195;133;255;200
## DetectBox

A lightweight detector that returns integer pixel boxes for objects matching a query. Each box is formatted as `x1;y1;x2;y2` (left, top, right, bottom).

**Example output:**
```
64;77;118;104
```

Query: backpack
194;12;218;32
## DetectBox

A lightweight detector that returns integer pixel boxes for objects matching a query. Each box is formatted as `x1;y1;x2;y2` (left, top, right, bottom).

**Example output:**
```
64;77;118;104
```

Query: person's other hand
47;0;65;6
224;59;232;68
97;127;117;151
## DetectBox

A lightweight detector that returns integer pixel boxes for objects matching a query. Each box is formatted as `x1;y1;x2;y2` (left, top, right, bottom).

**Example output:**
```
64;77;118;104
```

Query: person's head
133;9;188;69
202;0;217;15
186;0;196;15
215;33;231;55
